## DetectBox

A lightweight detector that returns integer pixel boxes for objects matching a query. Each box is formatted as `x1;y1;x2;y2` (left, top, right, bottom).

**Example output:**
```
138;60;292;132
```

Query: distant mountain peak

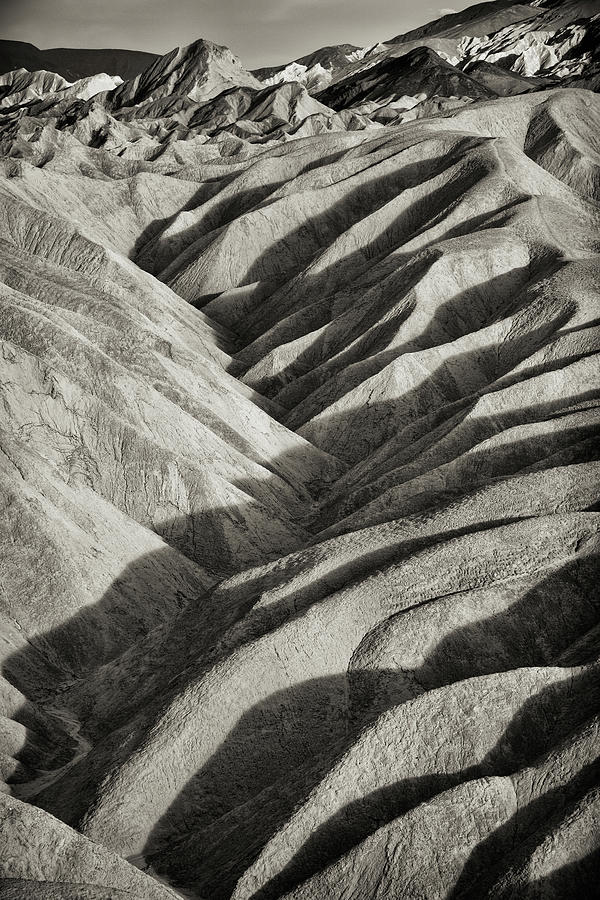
107;37;262;109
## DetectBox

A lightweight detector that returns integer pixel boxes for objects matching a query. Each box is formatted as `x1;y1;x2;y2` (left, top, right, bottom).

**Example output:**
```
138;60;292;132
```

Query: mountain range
0;0;599;898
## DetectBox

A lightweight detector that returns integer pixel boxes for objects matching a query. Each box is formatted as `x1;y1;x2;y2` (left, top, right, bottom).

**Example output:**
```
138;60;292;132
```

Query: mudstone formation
0;0;599;897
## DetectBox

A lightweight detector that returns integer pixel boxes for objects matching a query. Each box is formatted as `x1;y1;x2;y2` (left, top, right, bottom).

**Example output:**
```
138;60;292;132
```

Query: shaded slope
0;39;158;81
317;46;497;110
461;59;560;95
185;80;357;140
389;0;538;44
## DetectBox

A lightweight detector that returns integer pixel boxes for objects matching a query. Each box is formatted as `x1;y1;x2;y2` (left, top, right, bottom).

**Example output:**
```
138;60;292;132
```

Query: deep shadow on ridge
3;360;599;765
135;133;509;342
128;129;409;281
4;377;598;724
1;273;599;894
1;82;600;899
3;523;599;899
140;557;600;900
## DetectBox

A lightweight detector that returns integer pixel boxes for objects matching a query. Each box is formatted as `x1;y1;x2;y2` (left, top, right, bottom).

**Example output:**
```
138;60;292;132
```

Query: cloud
439;6;457;13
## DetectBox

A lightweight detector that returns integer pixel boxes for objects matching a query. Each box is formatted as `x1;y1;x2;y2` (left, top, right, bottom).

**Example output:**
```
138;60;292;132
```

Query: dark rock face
0;40;159;81
0;1;599;898
317;46;498;110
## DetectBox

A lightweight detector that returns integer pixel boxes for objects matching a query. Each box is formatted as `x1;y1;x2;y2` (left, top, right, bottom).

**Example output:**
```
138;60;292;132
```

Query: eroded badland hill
1;0;599;897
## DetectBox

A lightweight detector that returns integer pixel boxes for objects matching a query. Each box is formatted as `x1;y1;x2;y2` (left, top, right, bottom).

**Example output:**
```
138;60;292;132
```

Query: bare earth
0;1;599;897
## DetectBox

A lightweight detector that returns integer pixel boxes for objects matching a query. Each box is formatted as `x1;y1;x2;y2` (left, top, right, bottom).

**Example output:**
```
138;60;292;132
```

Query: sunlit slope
0;37;598;900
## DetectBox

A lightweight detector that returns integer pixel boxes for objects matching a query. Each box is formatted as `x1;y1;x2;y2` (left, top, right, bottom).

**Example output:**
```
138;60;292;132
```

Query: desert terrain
0;0;599;896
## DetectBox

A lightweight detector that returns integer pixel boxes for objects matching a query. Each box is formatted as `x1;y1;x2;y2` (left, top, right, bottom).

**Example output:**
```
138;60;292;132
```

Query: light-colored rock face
0;2;599;899
0;793;178;898
0;68;73;107
0;68;124;108
70;72;124;101
458;16;599;78
110;38;263;109
261;62;334;93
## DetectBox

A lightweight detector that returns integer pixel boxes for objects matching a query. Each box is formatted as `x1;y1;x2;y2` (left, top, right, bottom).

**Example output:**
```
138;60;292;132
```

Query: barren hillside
0;1;599;897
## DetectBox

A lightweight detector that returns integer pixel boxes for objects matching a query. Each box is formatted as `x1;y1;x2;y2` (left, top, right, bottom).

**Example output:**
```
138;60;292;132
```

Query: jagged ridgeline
0;0;599;898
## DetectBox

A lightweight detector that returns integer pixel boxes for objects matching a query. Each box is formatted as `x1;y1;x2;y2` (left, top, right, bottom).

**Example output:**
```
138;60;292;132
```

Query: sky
0;0;490;69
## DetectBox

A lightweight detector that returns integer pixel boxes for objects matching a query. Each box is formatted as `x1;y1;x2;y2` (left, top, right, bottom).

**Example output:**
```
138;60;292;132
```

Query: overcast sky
1;0;488;69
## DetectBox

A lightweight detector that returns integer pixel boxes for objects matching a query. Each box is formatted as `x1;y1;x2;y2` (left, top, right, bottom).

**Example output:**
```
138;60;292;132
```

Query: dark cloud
1;0;490;69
